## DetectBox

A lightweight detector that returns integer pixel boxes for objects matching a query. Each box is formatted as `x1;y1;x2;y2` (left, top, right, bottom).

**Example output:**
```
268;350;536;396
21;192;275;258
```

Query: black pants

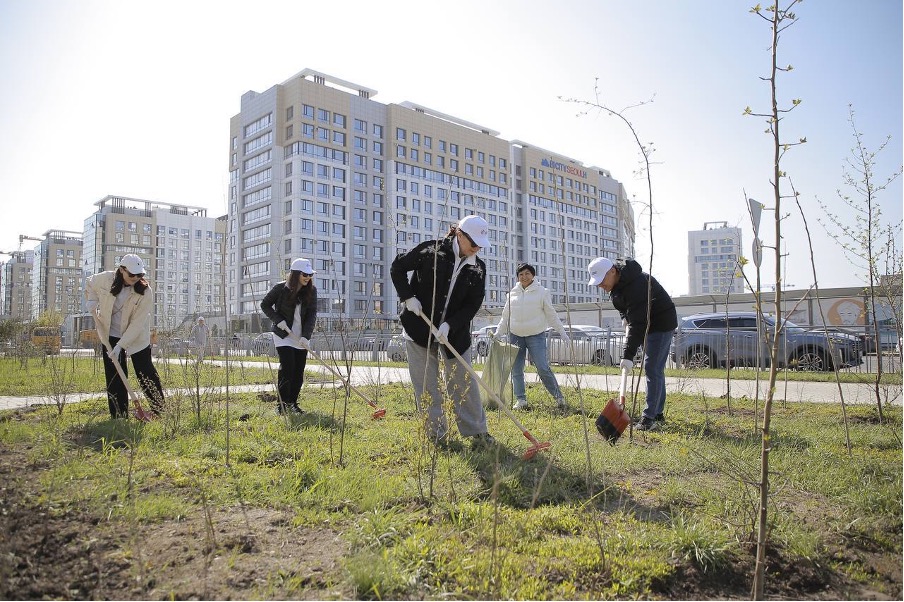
276;346;308;409
102;336;165;418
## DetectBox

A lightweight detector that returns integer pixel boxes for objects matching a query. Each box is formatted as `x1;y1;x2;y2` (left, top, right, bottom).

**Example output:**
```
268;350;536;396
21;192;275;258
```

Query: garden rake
417;311;551;460
288;333;386;419
99;337;154;422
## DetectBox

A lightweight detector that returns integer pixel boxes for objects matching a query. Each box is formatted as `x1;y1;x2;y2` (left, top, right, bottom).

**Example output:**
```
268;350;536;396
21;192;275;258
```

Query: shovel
595;367;631;444
418;311;551;460
100;337;155;422
287;333;386;419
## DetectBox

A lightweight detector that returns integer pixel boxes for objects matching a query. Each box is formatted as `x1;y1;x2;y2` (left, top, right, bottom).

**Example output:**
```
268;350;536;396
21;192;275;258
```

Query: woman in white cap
390;215;495;449
494;262;570;411
587;256;677;431
85;254;165;418
260;258;318;415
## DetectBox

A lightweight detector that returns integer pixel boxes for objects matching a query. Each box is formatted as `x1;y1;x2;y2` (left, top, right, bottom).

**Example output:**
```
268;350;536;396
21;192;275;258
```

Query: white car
471;325;497;356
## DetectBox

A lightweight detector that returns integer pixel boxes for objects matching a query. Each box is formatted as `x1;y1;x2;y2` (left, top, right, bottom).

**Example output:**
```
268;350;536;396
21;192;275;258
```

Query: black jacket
390;236;486;357
260;282;317;340
610;259;677;360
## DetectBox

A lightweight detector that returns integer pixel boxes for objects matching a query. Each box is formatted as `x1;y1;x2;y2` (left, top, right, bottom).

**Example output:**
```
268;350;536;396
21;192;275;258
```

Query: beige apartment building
31;229;83;319
228;68;634;332
0;250;34;321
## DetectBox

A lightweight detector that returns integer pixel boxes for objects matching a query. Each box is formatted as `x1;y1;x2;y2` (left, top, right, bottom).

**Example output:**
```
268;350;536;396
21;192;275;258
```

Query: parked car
250;332;277;356
471;325;497;356
671;312;864;371
387;334;407;362
546;324;618;366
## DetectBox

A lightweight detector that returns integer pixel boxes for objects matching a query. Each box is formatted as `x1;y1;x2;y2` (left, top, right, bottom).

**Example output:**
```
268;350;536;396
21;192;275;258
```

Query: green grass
1;372;900;599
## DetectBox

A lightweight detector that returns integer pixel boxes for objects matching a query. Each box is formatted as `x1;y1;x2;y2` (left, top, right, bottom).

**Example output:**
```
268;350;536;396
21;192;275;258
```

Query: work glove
108;344;123;360
561;334;571;345
493;329;507;341
297;336;310;349
619;358;634;370
404;297;422;315
436;322;450;343
277;320;290;334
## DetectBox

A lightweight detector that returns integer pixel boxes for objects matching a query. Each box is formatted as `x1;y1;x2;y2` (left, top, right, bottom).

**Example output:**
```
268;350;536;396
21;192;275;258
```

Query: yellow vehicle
31;327;62;355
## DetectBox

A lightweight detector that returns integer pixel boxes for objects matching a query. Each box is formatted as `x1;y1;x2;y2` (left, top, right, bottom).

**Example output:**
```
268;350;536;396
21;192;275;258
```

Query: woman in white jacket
85;254;165;418
494;263;570;410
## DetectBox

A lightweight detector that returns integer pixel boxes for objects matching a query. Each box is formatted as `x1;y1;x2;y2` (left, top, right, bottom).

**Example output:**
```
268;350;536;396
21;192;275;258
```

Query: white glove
108;344;123;360
297;336;310;348
404;297;422;315
619;358;634;370
436;322;450;343
559;332;571;344
277;320;290;334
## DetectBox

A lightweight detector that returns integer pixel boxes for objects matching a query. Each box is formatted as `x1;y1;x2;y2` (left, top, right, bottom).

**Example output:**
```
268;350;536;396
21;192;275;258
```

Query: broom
595;367;631;444
418;311;551;460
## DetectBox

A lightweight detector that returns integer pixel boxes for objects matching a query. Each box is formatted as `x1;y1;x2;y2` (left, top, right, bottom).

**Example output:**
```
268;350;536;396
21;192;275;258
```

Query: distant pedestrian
85;254;165;419
190;316;210;361
390;215;496;449
494;263;570;410
587;257;677;431
260;258;318;416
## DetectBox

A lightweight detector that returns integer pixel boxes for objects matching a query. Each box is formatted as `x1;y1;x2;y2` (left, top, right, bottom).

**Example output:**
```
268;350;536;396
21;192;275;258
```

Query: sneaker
512;399;530;410
555;397;568;410
655;413;666;424
278;404;304;416
635;417;659;432
470;433;497;448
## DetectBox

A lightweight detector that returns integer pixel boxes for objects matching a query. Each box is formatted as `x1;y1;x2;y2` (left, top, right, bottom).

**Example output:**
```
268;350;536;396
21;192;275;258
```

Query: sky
0;0;901;298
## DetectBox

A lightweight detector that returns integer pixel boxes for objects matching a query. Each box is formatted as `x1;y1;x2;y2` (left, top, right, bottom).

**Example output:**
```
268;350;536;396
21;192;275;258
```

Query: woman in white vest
494;263;570;410
85;254;165;418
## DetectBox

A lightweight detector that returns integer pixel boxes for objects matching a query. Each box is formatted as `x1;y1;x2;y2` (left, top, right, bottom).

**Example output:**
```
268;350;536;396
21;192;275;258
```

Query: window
333;113;346;128
317;108;329;122
396;127;406;141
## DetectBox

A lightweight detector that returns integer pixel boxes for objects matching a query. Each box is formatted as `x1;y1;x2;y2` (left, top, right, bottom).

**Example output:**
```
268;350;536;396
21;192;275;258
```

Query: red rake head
521;440;552;460
371;408;387;420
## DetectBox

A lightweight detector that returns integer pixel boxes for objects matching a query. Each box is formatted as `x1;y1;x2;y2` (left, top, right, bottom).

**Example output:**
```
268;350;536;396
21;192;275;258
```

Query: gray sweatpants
406;339;489;441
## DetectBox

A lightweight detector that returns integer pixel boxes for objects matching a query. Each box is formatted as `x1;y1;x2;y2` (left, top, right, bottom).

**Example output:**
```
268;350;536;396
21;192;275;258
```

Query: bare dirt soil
0;431;900;600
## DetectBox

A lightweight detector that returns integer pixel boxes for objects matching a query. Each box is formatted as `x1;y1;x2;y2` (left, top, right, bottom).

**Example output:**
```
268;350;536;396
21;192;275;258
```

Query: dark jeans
276;346;308;409
102;336;165;418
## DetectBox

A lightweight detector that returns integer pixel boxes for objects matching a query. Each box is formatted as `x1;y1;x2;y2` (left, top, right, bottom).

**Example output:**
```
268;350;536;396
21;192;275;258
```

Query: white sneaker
512;399;529;410
556;397;568;410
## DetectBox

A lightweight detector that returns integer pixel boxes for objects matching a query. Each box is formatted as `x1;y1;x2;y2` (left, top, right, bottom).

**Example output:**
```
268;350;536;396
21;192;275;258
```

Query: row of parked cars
248;311;866;372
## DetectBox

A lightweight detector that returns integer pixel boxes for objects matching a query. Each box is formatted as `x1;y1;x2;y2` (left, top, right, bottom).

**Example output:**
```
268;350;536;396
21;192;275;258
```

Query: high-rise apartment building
82;196;226;330
0;250;34;321
227;69;634;331
31;229;83;319
687;221;744;295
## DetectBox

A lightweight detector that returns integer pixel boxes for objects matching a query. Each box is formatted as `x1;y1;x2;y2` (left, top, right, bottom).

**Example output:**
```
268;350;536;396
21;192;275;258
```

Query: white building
687;221;744;296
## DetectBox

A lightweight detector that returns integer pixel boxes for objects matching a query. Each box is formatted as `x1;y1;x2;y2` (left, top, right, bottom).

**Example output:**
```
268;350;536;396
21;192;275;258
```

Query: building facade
0;250;34;321
82;196;226;331
227;68;635;331
687;221;744;296
30;230;83;320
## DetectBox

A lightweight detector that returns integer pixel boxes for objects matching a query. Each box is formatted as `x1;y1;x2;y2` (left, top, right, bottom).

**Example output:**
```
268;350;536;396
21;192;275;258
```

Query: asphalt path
1;358;899;411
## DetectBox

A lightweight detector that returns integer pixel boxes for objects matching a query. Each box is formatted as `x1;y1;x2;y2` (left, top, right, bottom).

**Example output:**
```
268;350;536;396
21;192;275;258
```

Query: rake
417;311;551;460
99;337;155;422
288;333;386;419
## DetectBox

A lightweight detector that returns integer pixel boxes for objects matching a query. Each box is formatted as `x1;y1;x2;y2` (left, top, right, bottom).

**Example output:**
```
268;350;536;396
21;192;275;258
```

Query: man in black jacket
587;257;678;431
391;215;495;448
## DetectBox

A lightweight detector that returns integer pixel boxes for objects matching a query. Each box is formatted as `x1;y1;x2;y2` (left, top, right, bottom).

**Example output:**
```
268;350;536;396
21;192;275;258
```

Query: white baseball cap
120;254;145;276
458;215;490;248
290;257;315;274
587;257;614;286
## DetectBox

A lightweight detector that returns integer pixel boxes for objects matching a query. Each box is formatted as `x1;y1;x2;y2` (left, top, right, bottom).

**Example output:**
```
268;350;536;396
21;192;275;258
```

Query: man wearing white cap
587;256;677;431
390;215;496;449
85;254;165;418
260;257;318;415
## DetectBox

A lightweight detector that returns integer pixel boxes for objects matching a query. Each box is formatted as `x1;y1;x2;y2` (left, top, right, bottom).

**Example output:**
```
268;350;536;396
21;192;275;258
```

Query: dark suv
671;312;863;371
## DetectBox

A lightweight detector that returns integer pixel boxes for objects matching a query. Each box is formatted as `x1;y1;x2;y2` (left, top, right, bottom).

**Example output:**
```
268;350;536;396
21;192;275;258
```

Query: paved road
1;360;899;411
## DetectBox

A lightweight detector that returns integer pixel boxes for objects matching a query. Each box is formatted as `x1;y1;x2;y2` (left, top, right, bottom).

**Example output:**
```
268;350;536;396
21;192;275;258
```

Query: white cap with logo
290;258;316;274
458;215;490;248
120;254;145;276
586;257;614;286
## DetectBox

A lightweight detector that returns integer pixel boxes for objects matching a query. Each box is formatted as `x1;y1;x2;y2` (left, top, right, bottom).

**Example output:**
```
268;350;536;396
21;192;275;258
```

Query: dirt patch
0;446;353;600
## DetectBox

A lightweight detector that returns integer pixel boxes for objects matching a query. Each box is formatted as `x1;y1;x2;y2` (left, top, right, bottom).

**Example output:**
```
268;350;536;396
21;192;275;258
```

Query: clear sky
0;0;901;298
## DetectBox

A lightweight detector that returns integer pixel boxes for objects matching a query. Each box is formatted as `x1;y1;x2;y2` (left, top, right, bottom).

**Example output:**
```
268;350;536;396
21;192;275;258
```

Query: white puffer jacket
495;281;567;338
